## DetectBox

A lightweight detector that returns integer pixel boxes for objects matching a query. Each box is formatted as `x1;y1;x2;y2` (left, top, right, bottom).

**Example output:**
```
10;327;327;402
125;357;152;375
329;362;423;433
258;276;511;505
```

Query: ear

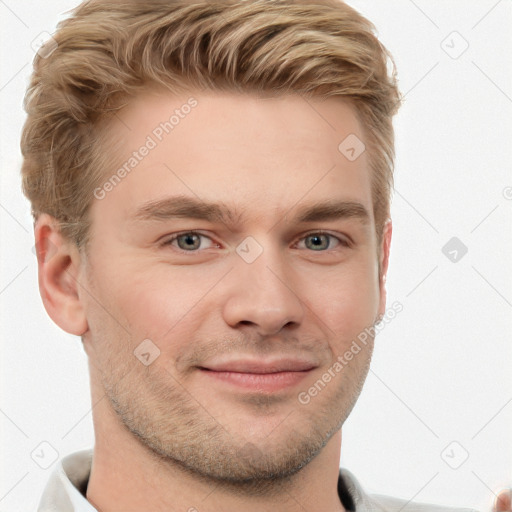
377;218;392;318
34;214;88;336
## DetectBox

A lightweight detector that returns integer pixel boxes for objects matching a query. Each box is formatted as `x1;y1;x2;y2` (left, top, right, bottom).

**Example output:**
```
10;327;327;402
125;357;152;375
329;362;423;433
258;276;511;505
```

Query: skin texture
35;89;392;512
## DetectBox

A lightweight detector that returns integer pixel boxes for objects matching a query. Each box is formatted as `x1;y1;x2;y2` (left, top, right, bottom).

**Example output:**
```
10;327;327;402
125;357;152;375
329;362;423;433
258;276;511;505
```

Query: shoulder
369;492;481;512
340;468;481;512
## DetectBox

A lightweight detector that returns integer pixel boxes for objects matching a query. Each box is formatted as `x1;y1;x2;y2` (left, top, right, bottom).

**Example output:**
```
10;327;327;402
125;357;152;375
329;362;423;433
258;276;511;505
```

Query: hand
494;490;512;512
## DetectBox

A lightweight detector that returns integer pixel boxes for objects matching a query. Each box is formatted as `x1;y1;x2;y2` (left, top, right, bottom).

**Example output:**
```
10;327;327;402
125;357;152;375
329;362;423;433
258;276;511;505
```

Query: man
20;0;509;510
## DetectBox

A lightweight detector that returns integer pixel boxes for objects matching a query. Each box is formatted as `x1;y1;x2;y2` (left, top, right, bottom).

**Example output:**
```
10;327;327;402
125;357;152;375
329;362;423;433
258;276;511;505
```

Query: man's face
79;89;387;482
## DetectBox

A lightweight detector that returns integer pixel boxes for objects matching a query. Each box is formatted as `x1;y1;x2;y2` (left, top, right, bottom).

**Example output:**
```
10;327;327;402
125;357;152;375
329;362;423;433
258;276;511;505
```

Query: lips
197;358;317;392
199;358;317;374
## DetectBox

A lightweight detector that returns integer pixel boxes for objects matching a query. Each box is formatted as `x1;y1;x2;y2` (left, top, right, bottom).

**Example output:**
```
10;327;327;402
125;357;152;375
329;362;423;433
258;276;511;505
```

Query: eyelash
160;230;351;253
295;230;351;249
160;231;218;252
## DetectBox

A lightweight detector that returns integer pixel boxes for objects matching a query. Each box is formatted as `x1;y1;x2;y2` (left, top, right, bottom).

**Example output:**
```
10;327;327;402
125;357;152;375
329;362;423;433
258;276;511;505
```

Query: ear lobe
34;214;88;336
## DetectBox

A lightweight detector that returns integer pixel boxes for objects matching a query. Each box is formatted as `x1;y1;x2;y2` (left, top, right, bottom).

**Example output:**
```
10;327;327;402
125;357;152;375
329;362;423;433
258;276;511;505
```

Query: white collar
37;449;477;512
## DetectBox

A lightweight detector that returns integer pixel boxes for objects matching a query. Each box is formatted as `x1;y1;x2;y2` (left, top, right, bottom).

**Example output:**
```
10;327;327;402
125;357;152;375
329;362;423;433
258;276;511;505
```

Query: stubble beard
101;341;373;495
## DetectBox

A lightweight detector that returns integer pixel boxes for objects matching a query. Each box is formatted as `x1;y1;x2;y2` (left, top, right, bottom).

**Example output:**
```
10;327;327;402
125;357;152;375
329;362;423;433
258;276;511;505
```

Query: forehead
94;88;374;228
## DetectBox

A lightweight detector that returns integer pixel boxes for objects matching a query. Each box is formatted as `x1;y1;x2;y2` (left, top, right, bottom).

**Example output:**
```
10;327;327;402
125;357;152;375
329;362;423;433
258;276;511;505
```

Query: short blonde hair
21;0;400;253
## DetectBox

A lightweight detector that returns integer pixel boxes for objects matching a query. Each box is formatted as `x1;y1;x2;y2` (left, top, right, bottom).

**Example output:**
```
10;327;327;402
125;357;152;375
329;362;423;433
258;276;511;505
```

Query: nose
221;246;304;336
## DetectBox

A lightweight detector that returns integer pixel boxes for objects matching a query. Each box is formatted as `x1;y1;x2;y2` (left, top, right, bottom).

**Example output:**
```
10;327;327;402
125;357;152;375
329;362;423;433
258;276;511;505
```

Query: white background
1;1;511;511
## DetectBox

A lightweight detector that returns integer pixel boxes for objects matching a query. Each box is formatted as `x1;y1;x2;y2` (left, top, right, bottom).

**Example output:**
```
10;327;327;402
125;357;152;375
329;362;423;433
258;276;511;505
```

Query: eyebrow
294;200;370;224
131;195;370;226
132;196;239;224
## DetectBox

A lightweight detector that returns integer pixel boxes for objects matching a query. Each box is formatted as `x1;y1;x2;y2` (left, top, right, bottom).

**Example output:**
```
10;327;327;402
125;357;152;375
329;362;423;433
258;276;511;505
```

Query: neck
86;381;346;512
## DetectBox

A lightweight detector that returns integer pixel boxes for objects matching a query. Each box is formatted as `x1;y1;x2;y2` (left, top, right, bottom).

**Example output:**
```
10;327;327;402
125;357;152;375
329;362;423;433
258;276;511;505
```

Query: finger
494;489;512;512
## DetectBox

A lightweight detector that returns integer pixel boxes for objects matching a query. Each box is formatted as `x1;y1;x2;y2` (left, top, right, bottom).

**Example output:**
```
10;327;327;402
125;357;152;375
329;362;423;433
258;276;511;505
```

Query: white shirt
37;450;481;512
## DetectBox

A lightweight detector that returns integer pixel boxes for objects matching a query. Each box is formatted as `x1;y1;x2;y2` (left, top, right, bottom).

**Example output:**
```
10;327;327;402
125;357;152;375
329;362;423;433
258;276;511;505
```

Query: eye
161;232;215;251
297;232;349;251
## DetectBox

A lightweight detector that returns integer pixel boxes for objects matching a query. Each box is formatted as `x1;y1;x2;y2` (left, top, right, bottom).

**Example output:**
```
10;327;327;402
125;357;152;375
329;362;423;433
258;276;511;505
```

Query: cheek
303;260;380;338
91;256;223;342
